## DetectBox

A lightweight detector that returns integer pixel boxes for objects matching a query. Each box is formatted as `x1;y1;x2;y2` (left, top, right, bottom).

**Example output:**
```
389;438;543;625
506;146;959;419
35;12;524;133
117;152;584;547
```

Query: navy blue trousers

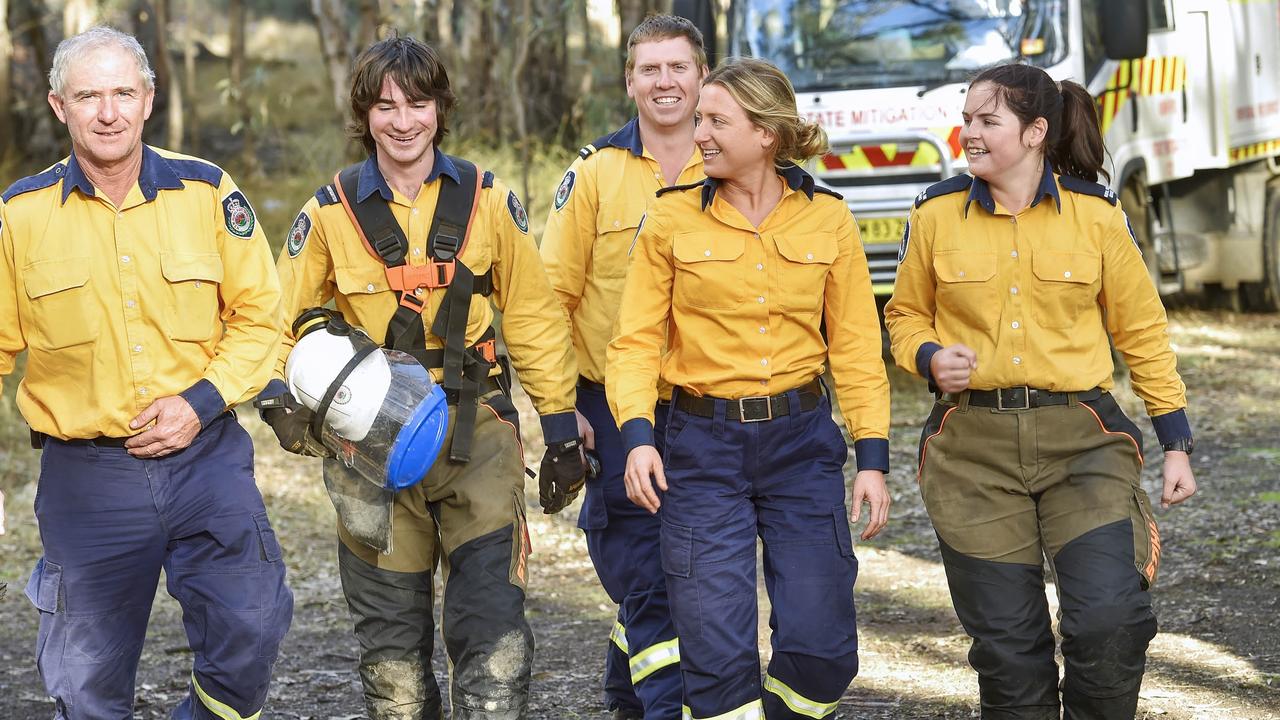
25;414;293;720
577;385;681;718
660;391;859;720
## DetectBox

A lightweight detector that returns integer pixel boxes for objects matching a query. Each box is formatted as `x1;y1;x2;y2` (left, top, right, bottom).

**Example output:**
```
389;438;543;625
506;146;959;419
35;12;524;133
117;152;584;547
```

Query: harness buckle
996;386;1031;411
737;396;773;423
473;338;498;364
386;261;456;292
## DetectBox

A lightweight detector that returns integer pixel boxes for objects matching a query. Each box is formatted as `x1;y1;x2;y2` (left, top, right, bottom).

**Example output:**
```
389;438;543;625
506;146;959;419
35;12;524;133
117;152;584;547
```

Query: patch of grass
1265;531;1280;549
1258;491;1280;504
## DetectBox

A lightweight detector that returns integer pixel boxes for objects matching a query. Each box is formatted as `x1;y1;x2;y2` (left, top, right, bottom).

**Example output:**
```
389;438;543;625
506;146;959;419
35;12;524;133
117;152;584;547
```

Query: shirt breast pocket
672;232;745;310
594;200;644;280
23;258;98;350
773;232;838;312
1031;251;1100;329
335;265;395;325
933;251;998;332
161;251;224;342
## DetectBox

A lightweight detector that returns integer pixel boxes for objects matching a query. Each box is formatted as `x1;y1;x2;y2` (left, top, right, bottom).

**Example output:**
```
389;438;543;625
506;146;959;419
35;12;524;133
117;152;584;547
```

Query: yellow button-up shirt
539;119;703;385
606;166;891;471
271;151;577;442
884;165;1191;442
0;146;283;439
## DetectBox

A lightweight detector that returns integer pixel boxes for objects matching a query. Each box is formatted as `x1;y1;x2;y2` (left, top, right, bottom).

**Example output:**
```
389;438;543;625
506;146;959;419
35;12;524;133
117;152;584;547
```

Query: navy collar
700;164;817;211
964;157;1061;217
357;146;462;203
61;145;184;205
597;118;646;157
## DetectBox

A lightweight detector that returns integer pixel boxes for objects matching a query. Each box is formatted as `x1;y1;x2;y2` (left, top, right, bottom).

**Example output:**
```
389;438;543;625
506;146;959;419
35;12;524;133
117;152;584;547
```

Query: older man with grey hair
1;26;292;720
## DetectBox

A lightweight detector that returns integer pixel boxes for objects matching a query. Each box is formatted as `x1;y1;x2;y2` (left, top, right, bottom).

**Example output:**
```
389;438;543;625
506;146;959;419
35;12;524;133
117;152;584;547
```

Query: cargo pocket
252;511;284;563
510;490;532;589
832;506;855;559
25;557;62;613
23;258;97;350
660;520;701;639
161;251;224;342
576;474;609;531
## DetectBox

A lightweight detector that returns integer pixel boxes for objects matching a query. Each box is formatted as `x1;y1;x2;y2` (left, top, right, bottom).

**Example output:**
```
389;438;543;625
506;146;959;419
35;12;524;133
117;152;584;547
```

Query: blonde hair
703;57;827;167
625;14;708;75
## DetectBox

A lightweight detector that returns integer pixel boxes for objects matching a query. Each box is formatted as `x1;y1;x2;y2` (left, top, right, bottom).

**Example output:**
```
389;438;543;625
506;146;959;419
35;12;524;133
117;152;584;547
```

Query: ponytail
1049;80;1108;183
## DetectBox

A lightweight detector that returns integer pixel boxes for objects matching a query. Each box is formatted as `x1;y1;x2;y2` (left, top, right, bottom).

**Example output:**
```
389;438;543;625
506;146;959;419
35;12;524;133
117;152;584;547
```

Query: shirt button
760;358;768;366
126;299;136;308
1063;271;1072;279
759;326;767;334
1012;356;1022;365
704;249;712;257
366;284;375;292
760;380;768;386
1010;217;1017;224
614;220;621;228
194;281;202;288
121;255;131;263
753;233;761;239
1011;321;1020;329
1010;286;1019;295
138;387;148;395
757;296;766;304
412;208;420;215
957;270;966;278
133;345;142;352
806;253;814;260
1011;250;1018;258
413;248;422;255
756;263;764;271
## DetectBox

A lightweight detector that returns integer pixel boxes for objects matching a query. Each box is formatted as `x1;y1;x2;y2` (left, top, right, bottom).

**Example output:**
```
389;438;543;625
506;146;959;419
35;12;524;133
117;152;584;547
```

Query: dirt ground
1;307;1278;719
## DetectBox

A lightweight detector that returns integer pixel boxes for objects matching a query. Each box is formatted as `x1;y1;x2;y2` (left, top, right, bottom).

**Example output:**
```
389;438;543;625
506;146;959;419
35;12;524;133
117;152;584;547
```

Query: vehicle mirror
1100;1;1149;59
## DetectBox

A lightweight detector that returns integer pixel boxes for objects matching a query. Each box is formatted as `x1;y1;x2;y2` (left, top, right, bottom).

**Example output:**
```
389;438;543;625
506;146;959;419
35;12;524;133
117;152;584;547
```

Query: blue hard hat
384;384;450;490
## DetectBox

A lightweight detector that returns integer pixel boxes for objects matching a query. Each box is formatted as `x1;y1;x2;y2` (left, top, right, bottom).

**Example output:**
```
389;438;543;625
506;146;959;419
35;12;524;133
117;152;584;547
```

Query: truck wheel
1241;186;1280;312
1119;175;1159;287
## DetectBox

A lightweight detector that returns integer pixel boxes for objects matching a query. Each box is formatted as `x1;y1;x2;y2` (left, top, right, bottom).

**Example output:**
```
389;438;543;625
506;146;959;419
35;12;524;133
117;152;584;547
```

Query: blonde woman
607;57;890;720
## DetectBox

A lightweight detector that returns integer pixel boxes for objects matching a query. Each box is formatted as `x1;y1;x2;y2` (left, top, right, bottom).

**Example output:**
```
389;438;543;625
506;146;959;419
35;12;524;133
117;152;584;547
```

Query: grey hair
49;26;156;97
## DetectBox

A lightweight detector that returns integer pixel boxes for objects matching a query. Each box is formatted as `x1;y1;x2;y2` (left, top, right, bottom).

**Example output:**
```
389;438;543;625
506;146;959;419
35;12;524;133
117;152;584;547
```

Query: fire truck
679;0;1280;310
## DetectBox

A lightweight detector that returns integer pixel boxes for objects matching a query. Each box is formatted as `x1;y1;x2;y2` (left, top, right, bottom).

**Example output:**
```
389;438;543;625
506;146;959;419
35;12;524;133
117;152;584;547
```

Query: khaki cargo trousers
336;390;534;720
917;389;1160;720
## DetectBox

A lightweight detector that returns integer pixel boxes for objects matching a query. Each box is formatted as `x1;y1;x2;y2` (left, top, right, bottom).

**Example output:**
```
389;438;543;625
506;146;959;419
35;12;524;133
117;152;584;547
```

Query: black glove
255;393;331;457
539;437;588;514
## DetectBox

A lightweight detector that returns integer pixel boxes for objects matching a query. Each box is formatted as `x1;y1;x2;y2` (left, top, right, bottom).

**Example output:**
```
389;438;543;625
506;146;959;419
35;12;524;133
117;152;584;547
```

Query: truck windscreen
735;0;1068;92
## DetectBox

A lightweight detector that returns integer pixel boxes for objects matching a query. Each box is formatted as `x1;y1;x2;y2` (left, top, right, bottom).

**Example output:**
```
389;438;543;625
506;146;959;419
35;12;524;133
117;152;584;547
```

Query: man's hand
1161;451;1197;509
126;396;202;458
930;344;978;394
575;410;596;450
261;395;330;457
539;438;588;514
624;446;666;514
849;469;890;540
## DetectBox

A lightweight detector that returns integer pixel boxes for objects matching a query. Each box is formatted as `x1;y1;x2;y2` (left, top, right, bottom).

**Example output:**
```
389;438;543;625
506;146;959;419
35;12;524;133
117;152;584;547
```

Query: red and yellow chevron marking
820;126;962;171
1096;56;1188;135
1229;138;1280;164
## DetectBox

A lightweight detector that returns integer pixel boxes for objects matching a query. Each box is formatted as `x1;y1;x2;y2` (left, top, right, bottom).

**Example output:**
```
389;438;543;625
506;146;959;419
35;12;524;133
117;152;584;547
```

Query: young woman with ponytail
885;62;1198;718
606;57;891;720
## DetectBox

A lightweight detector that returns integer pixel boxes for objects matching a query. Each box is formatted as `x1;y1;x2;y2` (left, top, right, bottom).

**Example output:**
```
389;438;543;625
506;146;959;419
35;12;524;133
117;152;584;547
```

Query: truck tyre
1119;174;1158;288
1241;186;1280;312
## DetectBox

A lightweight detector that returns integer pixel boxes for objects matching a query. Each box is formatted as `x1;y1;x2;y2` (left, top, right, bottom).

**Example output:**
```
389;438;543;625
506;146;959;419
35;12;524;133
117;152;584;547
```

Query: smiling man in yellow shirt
0;26;290;720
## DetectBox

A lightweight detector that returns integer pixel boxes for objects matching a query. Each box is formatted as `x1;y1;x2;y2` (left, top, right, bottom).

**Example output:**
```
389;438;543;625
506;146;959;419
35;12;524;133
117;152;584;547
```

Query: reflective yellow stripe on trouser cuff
762;674;839;719
682;699;764;720
629;638;680;683
192;673;262;720
611;620;629;654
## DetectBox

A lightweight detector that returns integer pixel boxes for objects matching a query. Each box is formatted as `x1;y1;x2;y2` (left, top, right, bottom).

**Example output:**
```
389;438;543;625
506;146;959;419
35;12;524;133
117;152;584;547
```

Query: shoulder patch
507;191;529;233
315;184;340;206
656;180;705;197
1058;176;1118;205
221;190;257;238
286;211;312;258
897;219;911;263
815;186;844;200
165;157;224;186
482;170;494;189
914;174;973;208
2;164;66;203
578;144;598;160
554;170;576;211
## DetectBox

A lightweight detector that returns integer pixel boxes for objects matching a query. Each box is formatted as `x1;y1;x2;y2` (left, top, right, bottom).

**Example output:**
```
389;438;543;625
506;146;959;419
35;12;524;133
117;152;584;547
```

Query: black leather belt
952;386;1103;410
674;378;823;423
577;376;606;393
30;430;130;449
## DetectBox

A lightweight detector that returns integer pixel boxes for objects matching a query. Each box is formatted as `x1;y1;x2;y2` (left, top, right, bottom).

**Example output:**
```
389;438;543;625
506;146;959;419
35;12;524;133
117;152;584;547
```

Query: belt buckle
997;386;1031;411
737;396;772;423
